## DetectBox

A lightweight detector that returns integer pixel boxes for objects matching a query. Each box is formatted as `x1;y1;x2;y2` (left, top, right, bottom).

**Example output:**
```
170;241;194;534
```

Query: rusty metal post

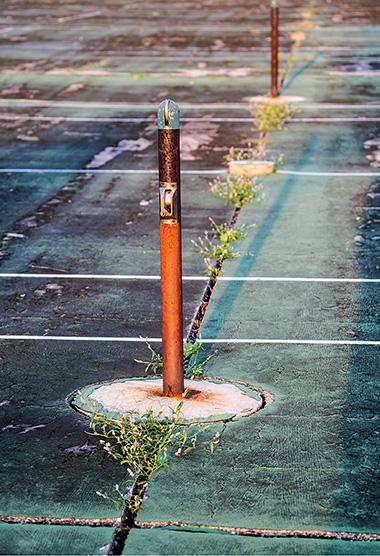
271;0;279;97
157;99;184;397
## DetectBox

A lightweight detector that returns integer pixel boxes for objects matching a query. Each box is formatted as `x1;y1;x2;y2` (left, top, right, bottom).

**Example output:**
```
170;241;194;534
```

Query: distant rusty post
271;0;279;97
157;99;184;397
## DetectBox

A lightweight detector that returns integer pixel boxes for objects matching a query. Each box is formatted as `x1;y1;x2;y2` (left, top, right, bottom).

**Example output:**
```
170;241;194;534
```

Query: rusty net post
271;0;279;97
157;99;184;397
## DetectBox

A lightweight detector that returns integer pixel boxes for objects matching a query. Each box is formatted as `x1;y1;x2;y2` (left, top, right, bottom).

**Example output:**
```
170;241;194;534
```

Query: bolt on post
157;99;185;397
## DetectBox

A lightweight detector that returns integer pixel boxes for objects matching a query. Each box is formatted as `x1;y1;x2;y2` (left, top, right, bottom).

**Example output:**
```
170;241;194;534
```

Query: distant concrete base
70;377;264;424
246;95;306;104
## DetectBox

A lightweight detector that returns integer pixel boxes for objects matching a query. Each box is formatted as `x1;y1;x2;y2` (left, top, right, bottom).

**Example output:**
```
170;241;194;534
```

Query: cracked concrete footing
69;377;264;424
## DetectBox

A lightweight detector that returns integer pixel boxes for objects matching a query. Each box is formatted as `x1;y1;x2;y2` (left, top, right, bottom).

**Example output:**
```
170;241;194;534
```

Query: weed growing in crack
210;175;262;209
251;102;293;133
192;219;248;280
87;403;220;514
135;339;214;380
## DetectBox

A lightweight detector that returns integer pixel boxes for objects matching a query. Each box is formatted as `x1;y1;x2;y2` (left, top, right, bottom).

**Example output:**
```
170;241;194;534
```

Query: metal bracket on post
159;181;178;222
157;99;184;397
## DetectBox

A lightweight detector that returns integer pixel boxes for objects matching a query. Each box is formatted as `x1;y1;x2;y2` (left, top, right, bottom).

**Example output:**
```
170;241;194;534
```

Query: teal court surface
0;0;380;554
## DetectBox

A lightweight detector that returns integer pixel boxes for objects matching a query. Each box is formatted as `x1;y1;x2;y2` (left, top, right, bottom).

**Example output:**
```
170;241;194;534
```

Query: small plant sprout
88;403;220;514
251;102;293;133
182;340;215;380
210;175;262;209
95;483;132;512
135;340;163;376
135;339;214;380
192;219;248;279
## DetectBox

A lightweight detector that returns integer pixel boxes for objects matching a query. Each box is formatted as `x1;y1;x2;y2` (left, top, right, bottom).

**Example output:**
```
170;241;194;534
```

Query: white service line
0;335;378;346
0;168;157;174
1;114;379;124
277;170;380;177
0;273;379;283
1;168;380;177
1;99;380;111
292;117;380;123
204;339;380;346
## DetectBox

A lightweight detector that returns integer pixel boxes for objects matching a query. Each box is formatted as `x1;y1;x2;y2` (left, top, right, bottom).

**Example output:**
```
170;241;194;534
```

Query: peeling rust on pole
271;0;279;97
158;99;184;397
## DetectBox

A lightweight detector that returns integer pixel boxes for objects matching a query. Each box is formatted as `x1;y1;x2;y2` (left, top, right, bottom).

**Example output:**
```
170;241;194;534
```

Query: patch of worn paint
64;443;98;455
63;131;100;137
87;137;152;169
1;424;47;434
178;67;253;78
18;216;38;228
181;120;219;161
0;84;39;98
330;61;380;76
211;39;225;51
364;137;380;168
34;283;64;297
16;134;39;142
57;83;84;97
3;232;25;240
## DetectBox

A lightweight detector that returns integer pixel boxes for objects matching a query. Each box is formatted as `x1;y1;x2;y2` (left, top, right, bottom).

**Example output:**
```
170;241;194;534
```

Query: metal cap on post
271;0;279;97
157;99;184;397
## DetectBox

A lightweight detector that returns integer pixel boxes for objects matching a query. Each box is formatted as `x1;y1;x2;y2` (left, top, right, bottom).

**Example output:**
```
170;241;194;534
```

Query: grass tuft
192;218;248;280
251;102;293;133
210;175;262;209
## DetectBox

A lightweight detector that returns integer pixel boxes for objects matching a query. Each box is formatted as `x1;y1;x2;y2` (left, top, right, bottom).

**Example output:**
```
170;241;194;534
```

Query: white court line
1;273;379;283
1;114;380;123
1;99;380;111
1;168;380;177
278;170;380;177
0;335;378;345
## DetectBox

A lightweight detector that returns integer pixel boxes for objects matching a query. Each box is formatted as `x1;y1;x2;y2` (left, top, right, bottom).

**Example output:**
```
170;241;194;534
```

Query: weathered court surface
1;0;380;554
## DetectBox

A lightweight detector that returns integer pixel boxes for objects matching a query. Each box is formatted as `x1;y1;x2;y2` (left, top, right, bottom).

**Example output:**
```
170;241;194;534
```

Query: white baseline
1;168;380;177
0;335;378;346
0;273;379;283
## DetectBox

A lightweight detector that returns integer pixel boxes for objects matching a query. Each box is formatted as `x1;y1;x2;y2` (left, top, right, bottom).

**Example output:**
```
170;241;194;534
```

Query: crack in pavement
1;514;379;542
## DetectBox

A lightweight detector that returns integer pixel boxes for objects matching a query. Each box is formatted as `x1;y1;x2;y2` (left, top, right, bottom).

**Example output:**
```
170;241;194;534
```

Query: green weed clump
210;175;261;209
89;404;220;513
192;219;248;279
135;339;212;380
251;102;292;133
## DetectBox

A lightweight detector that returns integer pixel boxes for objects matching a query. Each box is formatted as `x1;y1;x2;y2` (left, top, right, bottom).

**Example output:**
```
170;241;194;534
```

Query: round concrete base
246;95;306;104
69;377;264;424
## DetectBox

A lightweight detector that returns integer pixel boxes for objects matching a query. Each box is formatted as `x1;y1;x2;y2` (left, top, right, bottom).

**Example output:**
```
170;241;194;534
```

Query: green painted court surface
1;0;380;554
